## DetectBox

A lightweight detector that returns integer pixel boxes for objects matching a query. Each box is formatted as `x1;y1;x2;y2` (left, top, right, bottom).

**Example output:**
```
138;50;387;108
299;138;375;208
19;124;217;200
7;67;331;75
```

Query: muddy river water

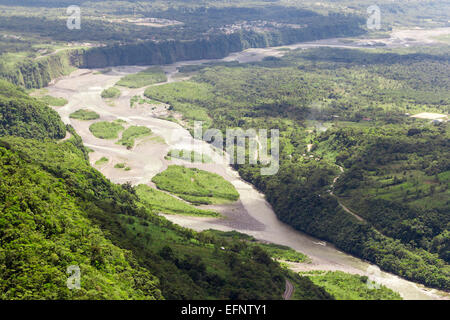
46;32;449;300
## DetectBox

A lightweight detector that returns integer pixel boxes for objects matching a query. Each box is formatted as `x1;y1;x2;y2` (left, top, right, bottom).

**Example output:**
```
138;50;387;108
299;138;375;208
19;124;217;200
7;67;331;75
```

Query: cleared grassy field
95;156;109;166
101;87;121;99
89;120;124;139
144;81;213;125
69;109;100;120
152;165;240;205
117;67;167;88
39;95;68;106
117;126;152;148
167;149;213;163
299;271;402;300
202;230;310;263
136;184;220;217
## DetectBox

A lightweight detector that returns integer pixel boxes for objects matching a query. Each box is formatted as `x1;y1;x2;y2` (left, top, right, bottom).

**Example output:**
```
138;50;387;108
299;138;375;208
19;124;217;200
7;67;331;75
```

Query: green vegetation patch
130;95;164;108
0;134;330;300
167;149;213;163
117;67;167;88
144;81;213;126
204;230;309;263
89;121;124;139
114;163;126;169
260;243;310;263
136;185;219;217
95;157;109;166
152;165;239;205
117;126;152;148
39;95;68;107
0;139;161;300
301;271;402;300
0;79;66;140
69;109;100;120
101;87;121;99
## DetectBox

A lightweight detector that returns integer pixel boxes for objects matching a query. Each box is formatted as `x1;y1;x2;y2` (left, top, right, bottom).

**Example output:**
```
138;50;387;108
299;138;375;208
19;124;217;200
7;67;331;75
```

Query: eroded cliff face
78;20;365;68
0;50;82;89
2;18;365;88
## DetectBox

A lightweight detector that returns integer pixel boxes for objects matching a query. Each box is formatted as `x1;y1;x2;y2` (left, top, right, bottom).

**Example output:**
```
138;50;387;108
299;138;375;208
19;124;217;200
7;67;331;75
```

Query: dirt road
283;280;295;300
329;165;365;223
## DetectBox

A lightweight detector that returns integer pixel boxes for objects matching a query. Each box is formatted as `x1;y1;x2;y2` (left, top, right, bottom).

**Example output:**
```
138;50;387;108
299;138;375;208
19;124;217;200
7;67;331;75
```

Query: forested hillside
0;80;331;300
0;79;65;138
143;46;450;290
324;125;449;262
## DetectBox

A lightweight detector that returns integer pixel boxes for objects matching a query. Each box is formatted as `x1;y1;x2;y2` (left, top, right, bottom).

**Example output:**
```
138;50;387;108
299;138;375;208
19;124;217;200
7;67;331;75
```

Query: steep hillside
0;142;162;300
0;80;332;300
0;79;65;139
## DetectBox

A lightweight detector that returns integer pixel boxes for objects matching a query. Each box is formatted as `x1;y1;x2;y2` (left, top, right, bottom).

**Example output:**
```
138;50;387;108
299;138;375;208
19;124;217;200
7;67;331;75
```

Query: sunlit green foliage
0;132;332;300
38;95;68;107
205;230;310;263
70;109;100;120
101;87;121;99
167;149;213;163
130;95;163;108
145;82;213;126
300;271;402;300
89;121;124;139
147;47;450;290
117;126;152;148
136;184;219;217
117;67;167;88
152;165;240;205
0;79;66;140
0;140;162;300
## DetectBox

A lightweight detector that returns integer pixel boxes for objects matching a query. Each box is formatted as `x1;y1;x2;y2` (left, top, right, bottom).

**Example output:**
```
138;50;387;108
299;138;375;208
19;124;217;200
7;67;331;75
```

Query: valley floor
46;31;449;300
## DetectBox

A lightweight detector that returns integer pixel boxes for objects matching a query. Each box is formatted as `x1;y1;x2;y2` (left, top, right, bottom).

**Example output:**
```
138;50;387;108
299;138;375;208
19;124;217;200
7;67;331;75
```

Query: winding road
329;165;365;223
283;280;295;300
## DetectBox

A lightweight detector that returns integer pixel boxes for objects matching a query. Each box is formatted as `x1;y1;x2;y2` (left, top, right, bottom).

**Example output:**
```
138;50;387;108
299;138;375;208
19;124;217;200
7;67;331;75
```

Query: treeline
0;4;364;43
